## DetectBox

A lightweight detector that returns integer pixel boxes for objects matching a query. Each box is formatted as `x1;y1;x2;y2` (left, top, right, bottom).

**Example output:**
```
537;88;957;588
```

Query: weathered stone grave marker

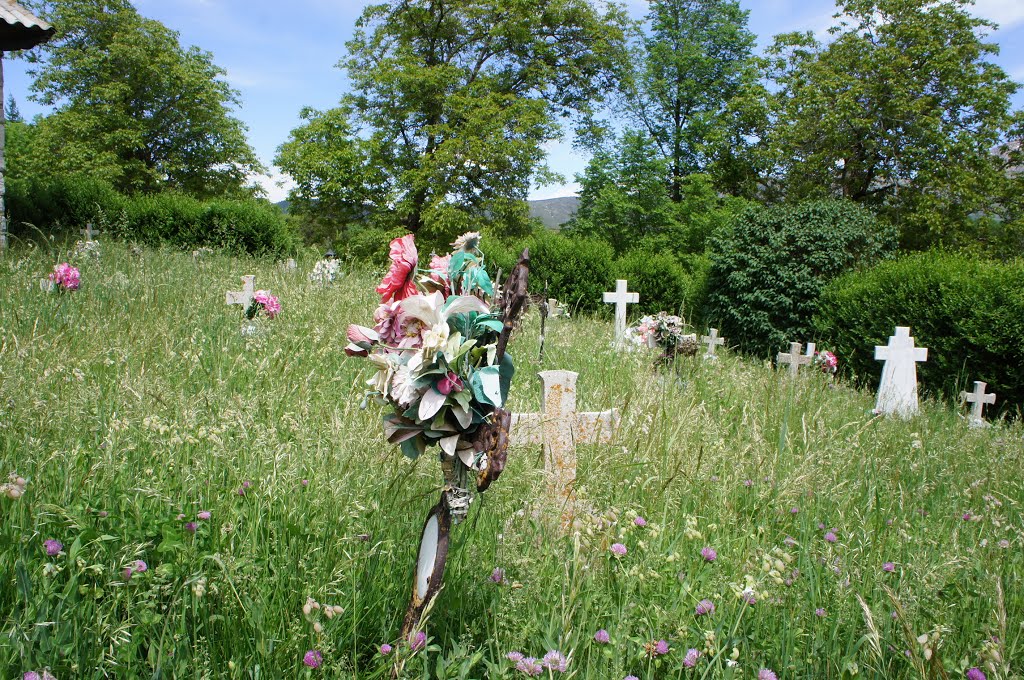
510;370;620;520
874;326;928;417
81;222;100;241
961;380;996;428
701;328;725;360
777;341;812;377
225;275;256;311
603;279;638;346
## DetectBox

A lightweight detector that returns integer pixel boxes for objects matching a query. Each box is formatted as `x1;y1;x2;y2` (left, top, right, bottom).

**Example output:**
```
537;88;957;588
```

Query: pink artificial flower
345;324;380;357
49;262;80;291
429;253;451;296
376;235;418;303
253;290;281;319
437;372;464;395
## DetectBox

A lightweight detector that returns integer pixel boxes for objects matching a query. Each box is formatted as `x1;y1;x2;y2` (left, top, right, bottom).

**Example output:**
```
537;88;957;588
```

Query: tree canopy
19;0;262;198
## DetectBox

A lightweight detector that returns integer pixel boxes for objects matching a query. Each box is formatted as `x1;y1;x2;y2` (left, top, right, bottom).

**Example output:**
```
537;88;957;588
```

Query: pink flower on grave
197;511;211;520
700;546;717;562
610;543;627;557
594;629;610;644
634;516;647;527
380;644;392;655
302;649;322;668
428;253;451;296
253;290;280;319
376;235;418;303
345;324;380;357
695;599;715;616
438;372;464;395
43;539;62;556
49;262;80;291
683;648;700;668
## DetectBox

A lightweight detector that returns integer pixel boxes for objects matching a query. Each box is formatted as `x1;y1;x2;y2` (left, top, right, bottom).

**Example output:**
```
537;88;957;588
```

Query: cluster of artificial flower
246;290;281;320
47;263;80;291
813;349;839;375
626;312;698;359
346;232;511;463
309;258;341;285
72;239;101;260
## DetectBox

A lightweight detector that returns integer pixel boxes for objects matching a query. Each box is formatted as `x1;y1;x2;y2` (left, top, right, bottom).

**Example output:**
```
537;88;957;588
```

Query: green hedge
815;252;1024;416
524;231;615;313
7;175;297;255
706;200;897;355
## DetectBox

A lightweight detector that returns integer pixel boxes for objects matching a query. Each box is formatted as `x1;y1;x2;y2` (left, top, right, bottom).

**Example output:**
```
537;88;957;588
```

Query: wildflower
758;669;778;680
185;522;197;533
376;234;419;302
634;516;647;527
43;539;62;556
883;562;895;572
784;536;797;547
966;669;986;680
594;629;610;644
197;511;211;520
683;648;700;668
302;650;322;668
695;599;715;616
610;543;627;556
998;539;1010;548
237;487;246;496
506;651;524;662
962;512;972;521
380;644;392;655
824;531;837;543
24;672;40;680
123;567;134;580
542;650;568;672
409;631;426;651
490;567;506;584
515;657;543;676
815;608;827;617
744;479;753;487
625;676;640;680
700;546;717;562
97;510;108;518
645;639;669;656
302;479;309;486
790;507;799;514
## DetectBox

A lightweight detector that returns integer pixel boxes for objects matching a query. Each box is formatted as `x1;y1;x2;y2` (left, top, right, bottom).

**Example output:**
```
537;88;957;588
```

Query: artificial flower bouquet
309;258;341;285
626;312;698;364
246;291;281;320
813;349;838;375
347;231;523;521
42;262;80;292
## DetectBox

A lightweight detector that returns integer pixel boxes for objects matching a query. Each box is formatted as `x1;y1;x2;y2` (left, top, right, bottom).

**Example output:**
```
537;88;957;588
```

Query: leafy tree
620;0;759;200
765;0;1022;248
279;0;628;249
22;0;262;197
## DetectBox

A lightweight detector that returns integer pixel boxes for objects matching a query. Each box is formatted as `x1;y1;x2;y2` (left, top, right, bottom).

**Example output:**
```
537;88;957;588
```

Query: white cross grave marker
701;328;725;360
777;342;812;377
81;222;99;241
961;380;996;428
804;342;816;358
510;370;620;521
874;326;928;417
225;275;256;310
603;279;638;346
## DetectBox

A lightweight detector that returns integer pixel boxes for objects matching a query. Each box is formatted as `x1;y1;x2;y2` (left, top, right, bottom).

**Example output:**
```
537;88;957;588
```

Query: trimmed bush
342;226;410;268
706;200;897;355
7;174;124;237
525;231;615;314
815;252;1024;416
613;250;691;318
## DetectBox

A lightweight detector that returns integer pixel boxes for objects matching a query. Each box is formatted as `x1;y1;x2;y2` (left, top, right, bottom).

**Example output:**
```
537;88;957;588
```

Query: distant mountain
274;200;290;213
528;196;579;230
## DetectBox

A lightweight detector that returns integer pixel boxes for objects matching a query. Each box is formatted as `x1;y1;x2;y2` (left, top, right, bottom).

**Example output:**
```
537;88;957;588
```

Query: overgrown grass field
1;242;1021;679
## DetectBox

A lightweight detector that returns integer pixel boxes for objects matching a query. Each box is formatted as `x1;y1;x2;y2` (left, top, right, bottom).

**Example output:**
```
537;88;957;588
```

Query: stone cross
961;380;996;428
510;370;620;520
874;326;928;417
701;328;725;360
603;279;638;345
284;258;297;271
777;342;812;377
81;222;99;241
225;275;256;310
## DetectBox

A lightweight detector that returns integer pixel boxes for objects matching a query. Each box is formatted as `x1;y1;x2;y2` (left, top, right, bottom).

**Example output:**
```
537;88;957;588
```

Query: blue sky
5;0;1024;202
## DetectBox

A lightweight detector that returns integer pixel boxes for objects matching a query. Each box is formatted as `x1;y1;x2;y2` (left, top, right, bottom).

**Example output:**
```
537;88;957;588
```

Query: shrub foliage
816;252;1024;416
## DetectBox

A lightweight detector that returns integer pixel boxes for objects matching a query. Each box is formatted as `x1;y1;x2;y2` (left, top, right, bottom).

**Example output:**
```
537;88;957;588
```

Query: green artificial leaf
498;353;515;405
474;316;504;334
400;435;427;460
474;365;503;407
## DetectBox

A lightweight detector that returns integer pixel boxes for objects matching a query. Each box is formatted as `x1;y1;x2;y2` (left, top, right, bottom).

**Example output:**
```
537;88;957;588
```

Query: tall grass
1;242;1021;679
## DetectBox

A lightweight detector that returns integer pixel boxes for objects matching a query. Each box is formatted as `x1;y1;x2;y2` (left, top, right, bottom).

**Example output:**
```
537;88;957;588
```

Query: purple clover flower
700;546;717;562
695;599;715;616
506;651;524;662
43;539;62;556
302;650;322;668
197;511;211;520
380;644;392;655
610;543;627;556
409;631;426;651
966;668;987;680
542;650;568;672
490;567;506;584
683;648;700;668
594;629;610;644
883;562;895;572
759;670;778;680
815;608;827;617
654;640;669;656
824;531;837;543
634;516;647;527
515;657;543;676
185;522;197;533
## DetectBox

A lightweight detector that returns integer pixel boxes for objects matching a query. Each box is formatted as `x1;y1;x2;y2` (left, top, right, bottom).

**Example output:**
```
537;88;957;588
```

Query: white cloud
249;170;295;203
972;0;1024;30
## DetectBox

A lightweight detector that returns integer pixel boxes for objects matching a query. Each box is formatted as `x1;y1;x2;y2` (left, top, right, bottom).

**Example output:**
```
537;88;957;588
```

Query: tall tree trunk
0;51;6;252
